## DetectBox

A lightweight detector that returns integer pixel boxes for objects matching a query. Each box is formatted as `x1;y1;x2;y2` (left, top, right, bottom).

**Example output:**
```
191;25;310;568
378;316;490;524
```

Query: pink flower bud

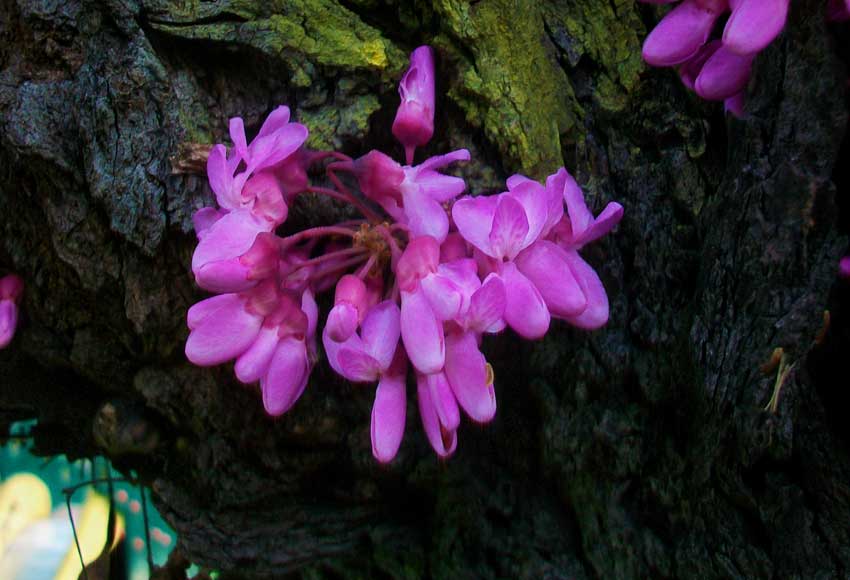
327;275;369;342
392;46;436;164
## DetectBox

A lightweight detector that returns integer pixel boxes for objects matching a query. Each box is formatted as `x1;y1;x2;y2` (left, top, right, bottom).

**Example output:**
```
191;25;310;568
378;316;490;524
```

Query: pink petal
326;303;359;343
322;326;350;376
401;289;445;375
452;195;500;256
501;263;551;339
679;41;722;91
436;259;480;298
195;260;252;293
234;326;279;383
561;170;593;239
421;272;464;321
403;187;449;243
261;337;310;416
0;300;19;349
506;174;534;190
723;0;788;56
396;235;440;292
195;231;277;293
542;170;566;236
440;234;471;263
489;195;530;260
505;180;549;248
416;149;470;173
725;92;746;118
302;289;319;359
514;241;587;318
229;117;248;160
187;293;242;330
576;202;624;247
251;124;309;172
206;145;239;210
185;299;263;366
361;300;401;371
563;251;610;330
338;345;382;382
417;373;458;458
445;331;496;423
255;105;291;140
695;45;754;101
427;371;461;431
371;365;407;463
243;172;288;225
193;207;226;241
191;210;271;273
465;275;506;333
411;170;467;203
642;0;726;67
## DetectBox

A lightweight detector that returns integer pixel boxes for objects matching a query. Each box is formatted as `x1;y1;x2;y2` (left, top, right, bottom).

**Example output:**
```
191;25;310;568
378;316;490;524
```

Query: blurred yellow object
0;473;52;555
54;490;124;580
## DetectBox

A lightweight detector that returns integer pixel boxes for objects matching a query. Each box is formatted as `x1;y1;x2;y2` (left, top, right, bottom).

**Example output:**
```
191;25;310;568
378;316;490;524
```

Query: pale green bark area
147;0;647;177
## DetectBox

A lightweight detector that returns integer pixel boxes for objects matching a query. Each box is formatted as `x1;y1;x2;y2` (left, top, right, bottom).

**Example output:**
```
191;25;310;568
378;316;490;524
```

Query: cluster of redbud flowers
640;0;850;117
184;45;623;462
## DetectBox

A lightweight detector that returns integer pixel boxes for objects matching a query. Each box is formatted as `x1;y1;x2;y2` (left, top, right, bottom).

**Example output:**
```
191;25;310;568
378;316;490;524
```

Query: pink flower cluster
641;0;791;116
0;274;23;349
185;46;623;462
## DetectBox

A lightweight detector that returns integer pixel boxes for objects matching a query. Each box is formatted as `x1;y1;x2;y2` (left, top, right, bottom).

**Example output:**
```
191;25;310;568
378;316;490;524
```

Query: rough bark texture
2;0;849;578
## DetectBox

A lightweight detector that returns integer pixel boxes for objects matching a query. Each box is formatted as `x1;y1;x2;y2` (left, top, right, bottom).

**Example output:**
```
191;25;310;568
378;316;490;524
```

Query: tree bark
2;0;849;578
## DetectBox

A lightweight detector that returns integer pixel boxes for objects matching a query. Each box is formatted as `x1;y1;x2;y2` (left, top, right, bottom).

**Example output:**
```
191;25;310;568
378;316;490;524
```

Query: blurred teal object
0;420;177;580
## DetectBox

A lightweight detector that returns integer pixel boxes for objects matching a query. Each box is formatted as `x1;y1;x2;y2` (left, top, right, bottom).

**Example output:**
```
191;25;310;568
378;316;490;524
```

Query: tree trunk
2;0;849;578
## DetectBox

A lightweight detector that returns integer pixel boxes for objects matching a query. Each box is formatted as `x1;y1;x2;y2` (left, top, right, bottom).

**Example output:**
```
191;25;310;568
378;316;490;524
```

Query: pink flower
452;179;554;339
544;169;623;329
322;301;400;383
392;46;436;165
192;107;309;292
353;149;470;243
185;281;316;415
207;106;308;213
0;274;23;349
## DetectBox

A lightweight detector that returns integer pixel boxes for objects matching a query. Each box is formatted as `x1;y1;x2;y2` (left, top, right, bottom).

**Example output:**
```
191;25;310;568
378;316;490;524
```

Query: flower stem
280;225;357;249
326;164;383;223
